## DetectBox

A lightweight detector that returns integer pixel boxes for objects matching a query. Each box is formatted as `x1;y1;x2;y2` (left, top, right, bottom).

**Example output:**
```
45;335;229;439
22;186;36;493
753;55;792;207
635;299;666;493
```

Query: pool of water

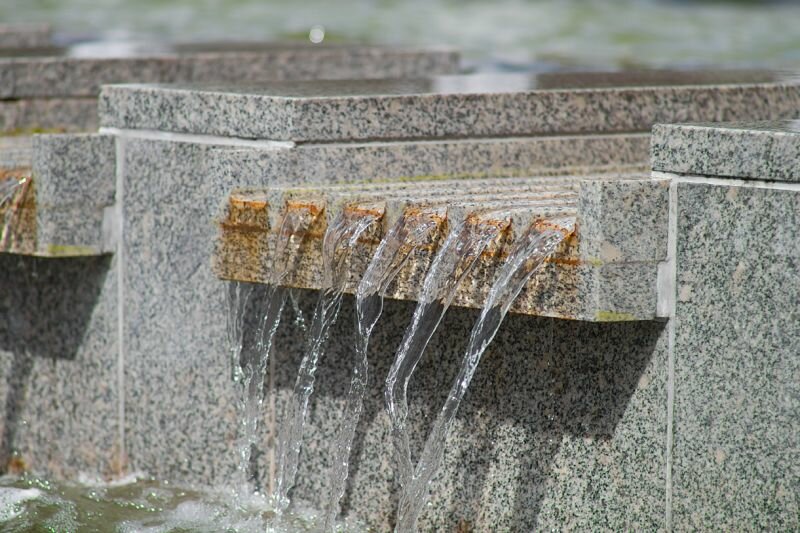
0;474;364;532
1;0;799;70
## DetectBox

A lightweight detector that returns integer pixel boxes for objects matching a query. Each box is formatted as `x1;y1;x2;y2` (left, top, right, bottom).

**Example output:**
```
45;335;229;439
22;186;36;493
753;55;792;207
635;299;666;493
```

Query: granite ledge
651;120;800;182
212;174;669;321
98;71;800;141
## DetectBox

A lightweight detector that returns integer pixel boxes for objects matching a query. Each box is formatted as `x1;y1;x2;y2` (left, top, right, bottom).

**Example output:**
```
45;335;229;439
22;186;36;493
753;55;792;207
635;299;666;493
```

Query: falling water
0;176;29;249
384;214;509;491
229;206;321;498
322;208;445;530
395;217;575;531
273;205;382;513
226;281;254;384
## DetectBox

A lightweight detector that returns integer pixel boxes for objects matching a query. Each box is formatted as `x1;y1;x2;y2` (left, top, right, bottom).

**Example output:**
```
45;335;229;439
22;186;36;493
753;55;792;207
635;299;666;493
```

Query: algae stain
44;244;97;256
595;310;636;322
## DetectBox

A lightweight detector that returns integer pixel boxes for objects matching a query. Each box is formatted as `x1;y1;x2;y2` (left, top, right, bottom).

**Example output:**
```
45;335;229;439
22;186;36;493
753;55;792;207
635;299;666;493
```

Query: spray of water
384;214;509;491
228;205;321;498
322;207;445;530
395;217;575;531
273;205;382;513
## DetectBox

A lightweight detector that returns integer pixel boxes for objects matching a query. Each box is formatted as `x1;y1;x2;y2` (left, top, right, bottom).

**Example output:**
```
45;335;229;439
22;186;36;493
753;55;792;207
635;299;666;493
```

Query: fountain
1;56;798;530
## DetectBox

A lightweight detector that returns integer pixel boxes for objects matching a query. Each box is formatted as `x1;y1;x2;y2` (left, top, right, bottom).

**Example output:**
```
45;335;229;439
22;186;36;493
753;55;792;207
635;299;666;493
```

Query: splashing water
395;217;575;531
273;206;382;513
322;207;445;530
0;474;366;532
230;206;321;498
384;214;509;492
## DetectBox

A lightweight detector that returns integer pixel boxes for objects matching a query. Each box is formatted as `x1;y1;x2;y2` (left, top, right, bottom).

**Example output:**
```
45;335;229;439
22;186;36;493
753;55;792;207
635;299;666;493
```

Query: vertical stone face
0;254;119;478
673;182;800;530
116;135;669;529
233;290;668;531
121;139;242;483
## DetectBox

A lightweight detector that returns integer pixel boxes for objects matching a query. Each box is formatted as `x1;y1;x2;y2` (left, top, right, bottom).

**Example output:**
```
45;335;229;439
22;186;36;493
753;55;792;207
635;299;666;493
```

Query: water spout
322;206;445;530
384;213;509;491
228;204;321;498
395;217;575;531
273;204;383;512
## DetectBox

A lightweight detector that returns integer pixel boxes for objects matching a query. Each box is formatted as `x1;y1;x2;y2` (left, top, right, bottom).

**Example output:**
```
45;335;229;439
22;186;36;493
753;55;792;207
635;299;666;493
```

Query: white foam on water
0;487;42;522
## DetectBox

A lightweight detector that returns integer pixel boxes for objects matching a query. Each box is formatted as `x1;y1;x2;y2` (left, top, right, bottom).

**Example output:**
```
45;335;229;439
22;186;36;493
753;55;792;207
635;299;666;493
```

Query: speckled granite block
212;173;668;320
0;133;116;256
34;205;115;256
121;139;242;483
652;120;800;182
0;253;121;479
32;133;116;207
257;291;668;530
578;178;670;263
99;70;800;141
0;97;98;134
672;182;799;530
0;24;52;50
210;133;651;187
1;45;458;99
117;135;669;530
0;135;32;169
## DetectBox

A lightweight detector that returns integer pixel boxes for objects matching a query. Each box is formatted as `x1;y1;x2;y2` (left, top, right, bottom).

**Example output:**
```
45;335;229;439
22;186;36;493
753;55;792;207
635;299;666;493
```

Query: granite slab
0;135;32;170
0;44;459;99
0;133;116;256
99;70;800;141
672;182;799;530
116;136;669;530
0;253;120;480
212;173;669;321
0;97;98;134
267;291;669;530
652;120;800;182
0;24;52;50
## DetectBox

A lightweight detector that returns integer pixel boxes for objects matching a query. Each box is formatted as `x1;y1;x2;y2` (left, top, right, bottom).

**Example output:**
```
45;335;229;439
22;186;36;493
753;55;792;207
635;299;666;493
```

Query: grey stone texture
213;173;669;321
112;136;670;530
99;71;800;141
263;290;669;531
4;70;799;532
32;133;116;207
0;97;98;134
1;45;459;99
652;120;800;182
0;253;121;479
0;135;32;169
0;24;52;50
672;181;799;531
0;133;116;257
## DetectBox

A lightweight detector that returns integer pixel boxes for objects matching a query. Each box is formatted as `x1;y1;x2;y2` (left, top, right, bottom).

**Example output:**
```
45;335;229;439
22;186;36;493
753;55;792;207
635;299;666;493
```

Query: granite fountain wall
0;42;458;479
1;68;798;530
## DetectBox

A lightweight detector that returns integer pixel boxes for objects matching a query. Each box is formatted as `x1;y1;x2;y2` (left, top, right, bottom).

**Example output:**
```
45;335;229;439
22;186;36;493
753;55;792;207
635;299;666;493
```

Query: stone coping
98;70;800;142
651;120;800;182
0;24;52;50
213;172;669;321
1;44;460;98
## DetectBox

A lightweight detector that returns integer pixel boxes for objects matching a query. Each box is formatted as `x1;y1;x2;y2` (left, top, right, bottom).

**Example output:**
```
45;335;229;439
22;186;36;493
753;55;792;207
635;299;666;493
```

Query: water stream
0;176;29;250
273;206;382;513
395;217;575;531
384;214;509;491
322;207;444;530
228;206;321;498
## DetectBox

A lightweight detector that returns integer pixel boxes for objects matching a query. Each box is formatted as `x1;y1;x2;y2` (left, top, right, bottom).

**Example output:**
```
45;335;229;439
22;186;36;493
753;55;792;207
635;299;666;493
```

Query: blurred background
1;0;799;71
